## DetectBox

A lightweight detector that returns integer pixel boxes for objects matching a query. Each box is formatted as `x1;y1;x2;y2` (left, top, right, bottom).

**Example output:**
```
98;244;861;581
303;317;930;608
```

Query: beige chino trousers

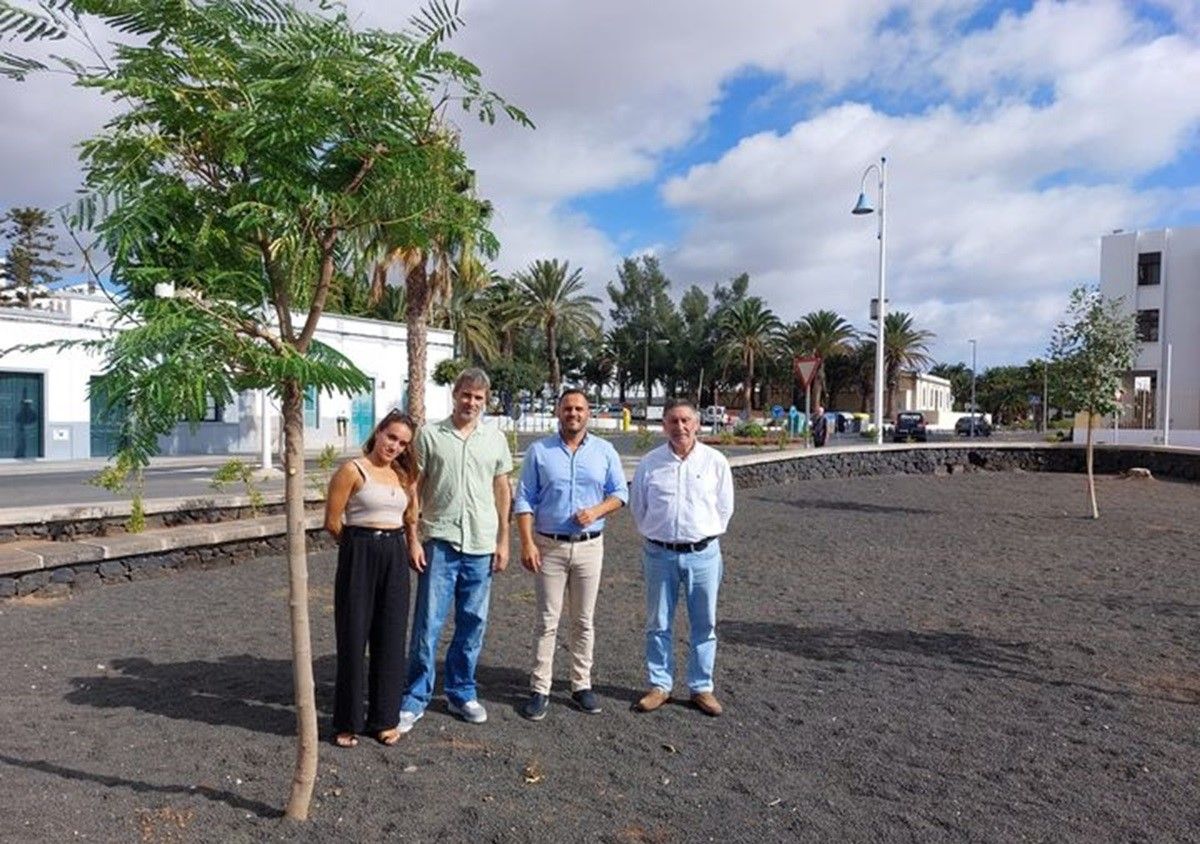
530;534;604;694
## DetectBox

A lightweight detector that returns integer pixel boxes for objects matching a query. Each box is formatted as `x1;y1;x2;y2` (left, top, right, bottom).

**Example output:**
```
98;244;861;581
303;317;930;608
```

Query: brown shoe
691;692;723;717
634;688;670;712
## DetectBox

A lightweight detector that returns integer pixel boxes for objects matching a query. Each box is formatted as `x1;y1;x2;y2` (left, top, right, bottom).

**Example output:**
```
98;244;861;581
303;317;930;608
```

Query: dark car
893;411;927;442
955;414;992;437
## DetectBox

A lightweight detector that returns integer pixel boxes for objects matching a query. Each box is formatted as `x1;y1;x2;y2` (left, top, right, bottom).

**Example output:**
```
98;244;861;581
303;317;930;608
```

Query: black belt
538;531;602;543
648;536;716;553
344;525;405;539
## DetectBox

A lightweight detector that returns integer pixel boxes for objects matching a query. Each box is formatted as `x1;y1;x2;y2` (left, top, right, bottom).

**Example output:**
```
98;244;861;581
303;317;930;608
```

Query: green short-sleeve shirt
415;417;513;555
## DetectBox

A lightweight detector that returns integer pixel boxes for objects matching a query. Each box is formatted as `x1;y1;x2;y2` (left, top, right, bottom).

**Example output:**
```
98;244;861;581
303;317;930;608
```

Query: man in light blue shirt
514;388;628;720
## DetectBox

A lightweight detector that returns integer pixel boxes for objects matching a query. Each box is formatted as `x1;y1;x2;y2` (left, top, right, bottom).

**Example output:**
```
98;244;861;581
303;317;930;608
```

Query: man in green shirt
399;368;512;732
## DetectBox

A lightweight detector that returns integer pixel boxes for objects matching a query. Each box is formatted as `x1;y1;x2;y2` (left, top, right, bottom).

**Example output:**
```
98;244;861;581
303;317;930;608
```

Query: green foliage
715;298;784;412
632;424;654;452
511;258;601;392
775;427;790;450
1048;287;1137;419
433;357;470;386
1;206;69;304
2;0;527;471
309;443;339;496
718;430;735;446
733;420;766;438
489;357;545;399
211;457;265;514
87;452;146;533
505;427;518;459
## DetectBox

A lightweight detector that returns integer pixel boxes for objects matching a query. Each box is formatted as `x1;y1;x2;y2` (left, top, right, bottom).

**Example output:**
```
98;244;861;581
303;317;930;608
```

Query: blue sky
4;0;1200;369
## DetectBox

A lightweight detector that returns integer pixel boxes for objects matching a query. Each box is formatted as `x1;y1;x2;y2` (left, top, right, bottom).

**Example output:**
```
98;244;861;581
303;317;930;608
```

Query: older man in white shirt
630;398;734;717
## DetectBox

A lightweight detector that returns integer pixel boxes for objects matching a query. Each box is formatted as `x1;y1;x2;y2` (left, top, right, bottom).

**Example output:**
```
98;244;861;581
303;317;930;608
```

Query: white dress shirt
631;440;734;543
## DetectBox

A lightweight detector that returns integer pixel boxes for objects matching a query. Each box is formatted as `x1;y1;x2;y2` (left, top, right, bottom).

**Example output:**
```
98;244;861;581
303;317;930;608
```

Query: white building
0;292;454;460
1100;226;1200;440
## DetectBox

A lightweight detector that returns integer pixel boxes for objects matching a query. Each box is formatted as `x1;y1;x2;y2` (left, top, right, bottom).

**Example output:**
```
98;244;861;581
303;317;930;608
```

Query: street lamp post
969;339;977;438
852;156;887;445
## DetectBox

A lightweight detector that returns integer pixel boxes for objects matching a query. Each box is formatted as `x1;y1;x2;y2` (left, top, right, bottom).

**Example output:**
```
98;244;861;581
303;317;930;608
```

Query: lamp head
851;193;874;215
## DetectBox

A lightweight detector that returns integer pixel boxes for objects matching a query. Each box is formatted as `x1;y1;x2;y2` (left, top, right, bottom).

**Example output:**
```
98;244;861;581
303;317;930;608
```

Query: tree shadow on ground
720;620;1195;705
721;620;1035;672
0;753;281;818
751;496;933;516
64;654;337;736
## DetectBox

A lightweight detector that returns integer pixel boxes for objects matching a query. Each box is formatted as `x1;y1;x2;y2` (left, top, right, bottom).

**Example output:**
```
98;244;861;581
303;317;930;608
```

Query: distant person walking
398;368;512;733
323;409;420;748
630;399;734;717
811;405;828;448
514;388;629;721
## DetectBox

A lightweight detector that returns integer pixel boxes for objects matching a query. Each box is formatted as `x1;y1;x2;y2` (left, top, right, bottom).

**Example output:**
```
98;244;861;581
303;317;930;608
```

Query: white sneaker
447;699;487;724
397;710;423;734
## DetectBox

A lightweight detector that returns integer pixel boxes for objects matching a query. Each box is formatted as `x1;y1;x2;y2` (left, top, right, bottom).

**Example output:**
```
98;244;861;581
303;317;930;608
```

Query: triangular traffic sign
793;356;821;389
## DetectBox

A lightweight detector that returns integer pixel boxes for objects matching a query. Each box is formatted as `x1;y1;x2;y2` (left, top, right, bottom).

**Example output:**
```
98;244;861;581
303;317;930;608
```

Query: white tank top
343;459;408;527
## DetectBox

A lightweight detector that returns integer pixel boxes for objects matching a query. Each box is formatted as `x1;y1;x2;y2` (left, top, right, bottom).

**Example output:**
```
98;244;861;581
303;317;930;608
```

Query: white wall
1101;226;1200;430
0;292;451;460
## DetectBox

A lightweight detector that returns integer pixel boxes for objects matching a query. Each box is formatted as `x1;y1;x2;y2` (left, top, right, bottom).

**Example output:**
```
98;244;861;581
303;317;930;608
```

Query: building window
202;395;223;422
304;385;319;428
1136;309;1159;342
1137;252;1161;286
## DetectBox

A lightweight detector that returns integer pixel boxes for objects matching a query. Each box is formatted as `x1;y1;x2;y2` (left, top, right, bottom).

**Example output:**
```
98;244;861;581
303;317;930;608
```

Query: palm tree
715;297;784;413
432;257;502;363
511;259;602;394
860;311;935;416
787;309;857;406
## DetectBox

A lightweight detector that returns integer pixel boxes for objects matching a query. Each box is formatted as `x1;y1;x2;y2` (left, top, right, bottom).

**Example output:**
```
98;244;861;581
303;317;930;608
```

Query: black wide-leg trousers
333;528;411;735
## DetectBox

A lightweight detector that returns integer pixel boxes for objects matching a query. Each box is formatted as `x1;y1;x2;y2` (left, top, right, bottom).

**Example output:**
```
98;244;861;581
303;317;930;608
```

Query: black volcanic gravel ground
1;471;1198;843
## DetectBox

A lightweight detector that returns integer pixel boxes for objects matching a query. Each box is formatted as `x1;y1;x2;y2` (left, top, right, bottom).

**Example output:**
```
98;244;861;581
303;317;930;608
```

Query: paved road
0;428;1049;510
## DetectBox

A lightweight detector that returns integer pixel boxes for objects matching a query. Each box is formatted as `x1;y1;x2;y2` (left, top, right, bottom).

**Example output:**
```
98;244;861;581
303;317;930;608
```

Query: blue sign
771;404;784;419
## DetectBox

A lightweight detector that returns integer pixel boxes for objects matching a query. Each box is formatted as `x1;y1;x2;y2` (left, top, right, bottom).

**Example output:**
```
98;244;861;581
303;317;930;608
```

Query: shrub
733;421;765;438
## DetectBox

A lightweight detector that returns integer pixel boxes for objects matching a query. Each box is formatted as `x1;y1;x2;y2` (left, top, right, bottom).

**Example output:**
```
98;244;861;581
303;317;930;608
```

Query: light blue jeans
642;539;722;694
400;539;493;713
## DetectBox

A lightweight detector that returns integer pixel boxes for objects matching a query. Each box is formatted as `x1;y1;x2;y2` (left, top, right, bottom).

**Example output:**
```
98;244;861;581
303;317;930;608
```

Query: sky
2;0;1199;369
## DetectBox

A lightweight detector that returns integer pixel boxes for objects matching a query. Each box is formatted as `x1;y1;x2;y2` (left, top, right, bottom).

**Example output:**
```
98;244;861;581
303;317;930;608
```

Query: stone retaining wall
728;444;1200;488
4;443;1197;601
0;528;336;600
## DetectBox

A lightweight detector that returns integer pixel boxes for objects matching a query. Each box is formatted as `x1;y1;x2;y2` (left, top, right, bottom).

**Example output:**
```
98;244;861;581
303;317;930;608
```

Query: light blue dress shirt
513;432;629;535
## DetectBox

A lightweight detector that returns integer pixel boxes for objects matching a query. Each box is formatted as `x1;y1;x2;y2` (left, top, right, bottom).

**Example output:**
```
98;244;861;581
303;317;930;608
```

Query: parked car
893;411;928;442
701;405;728;427
955;414;992;437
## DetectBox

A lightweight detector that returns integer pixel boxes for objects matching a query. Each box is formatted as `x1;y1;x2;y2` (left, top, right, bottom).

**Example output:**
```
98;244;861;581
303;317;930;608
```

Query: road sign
793;356;821;389
772;404;784;419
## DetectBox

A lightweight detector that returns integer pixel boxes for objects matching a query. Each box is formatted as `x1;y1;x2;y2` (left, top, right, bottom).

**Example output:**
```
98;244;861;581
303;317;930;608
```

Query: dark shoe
691;691;723;717
571;688;602;714
634;688;670;712
521;692;549;721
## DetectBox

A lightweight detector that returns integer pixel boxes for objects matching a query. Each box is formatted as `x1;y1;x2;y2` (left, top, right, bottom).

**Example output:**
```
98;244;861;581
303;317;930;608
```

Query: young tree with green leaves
1048;286;1137;519
1;0;523;820
1;207;69;306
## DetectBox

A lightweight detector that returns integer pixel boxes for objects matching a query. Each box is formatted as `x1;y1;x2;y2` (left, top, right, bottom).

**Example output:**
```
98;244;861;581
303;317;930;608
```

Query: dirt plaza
0;470;1197;842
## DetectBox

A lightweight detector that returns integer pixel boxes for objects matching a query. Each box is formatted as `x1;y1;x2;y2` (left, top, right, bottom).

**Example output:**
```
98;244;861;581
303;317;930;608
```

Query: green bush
633;425;655;452
733;421;765;438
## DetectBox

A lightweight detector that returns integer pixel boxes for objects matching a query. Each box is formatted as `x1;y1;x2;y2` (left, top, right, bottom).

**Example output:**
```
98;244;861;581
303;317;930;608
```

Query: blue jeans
642;539;722;694
401;539;493;713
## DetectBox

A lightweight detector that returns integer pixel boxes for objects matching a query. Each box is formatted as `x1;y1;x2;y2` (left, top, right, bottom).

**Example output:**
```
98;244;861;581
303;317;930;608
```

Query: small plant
309;443;339;496
211;458;265;514
775;428;790;450
89;453;147;533
632;425;655;452
506;427;518;458
718;430;736;446
733;421;765;438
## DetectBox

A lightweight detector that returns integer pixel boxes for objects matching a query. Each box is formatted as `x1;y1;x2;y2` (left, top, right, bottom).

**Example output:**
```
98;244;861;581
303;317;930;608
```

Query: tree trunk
547;320;560;394
743;352;754;413
281;379;318;820
406;262;432;426
1086;414;1098;519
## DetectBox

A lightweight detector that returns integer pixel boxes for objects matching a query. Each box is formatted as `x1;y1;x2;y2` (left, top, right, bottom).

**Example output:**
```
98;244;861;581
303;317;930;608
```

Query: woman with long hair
323;409;419;747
